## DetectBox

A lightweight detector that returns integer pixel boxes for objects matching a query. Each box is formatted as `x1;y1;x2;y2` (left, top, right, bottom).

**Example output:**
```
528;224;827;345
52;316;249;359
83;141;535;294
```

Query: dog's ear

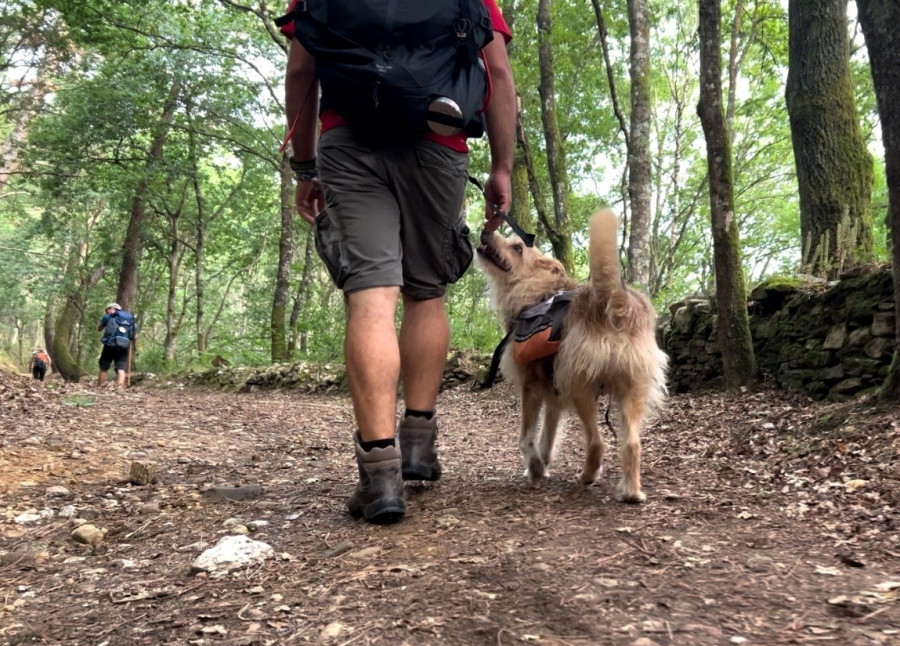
533;257;566;276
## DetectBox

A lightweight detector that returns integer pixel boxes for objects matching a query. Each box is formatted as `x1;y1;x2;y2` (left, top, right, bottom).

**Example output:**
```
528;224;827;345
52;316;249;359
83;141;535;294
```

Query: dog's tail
588;209;623;292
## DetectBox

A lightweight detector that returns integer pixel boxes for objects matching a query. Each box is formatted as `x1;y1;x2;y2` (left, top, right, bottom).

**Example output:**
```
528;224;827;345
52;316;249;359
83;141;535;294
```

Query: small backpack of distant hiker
32;351;48;370
105;311;135;349
276;0;495;139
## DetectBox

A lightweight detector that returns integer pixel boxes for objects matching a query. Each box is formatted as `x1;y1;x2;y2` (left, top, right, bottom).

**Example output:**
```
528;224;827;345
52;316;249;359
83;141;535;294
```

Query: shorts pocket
441;218;474;284
315;208;351;288
415;140;469;178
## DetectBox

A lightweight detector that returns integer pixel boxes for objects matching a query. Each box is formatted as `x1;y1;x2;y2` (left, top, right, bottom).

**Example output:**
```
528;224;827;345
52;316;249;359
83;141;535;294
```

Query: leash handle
467;176;536;247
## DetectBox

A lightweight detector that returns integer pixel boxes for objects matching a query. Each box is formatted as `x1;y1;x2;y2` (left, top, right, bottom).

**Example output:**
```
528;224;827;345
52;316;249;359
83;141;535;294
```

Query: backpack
104;311;135;349
276;0;494;140
33;352;48;370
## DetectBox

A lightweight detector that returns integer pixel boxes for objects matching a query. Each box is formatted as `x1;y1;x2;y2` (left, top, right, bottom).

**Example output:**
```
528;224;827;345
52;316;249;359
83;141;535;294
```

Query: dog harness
511;290;575;364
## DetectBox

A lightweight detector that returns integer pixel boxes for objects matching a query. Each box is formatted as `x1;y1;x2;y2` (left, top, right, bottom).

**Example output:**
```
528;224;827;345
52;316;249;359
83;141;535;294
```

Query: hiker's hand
483;170;512;233
296;180;324;225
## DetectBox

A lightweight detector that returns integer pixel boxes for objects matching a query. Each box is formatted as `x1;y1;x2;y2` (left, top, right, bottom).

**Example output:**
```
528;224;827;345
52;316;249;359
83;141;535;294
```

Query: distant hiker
97;302;138;388
30;347;51;381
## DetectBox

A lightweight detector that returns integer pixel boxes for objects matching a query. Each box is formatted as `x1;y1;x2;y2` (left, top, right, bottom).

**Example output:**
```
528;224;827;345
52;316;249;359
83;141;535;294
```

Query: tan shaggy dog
476;209;668;502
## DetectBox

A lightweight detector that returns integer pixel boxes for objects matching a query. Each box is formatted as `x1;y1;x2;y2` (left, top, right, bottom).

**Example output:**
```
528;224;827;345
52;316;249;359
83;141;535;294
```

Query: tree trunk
271;154;294;362
536;0;573;272
117;78;181;310
52;245;106;382
855;0;900;401
626;0;652;290
288;227;315;360
785;0;873;278
697;0;757;388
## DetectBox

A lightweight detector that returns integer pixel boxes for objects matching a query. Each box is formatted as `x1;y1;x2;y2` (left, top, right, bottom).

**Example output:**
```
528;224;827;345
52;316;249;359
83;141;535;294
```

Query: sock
360;437;396;451
405;408;435;420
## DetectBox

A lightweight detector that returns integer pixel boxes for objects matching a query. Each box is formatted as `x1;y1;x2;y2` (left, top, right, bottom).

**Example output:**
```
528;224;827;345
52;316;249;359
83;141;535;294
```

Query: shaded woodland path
1;371;898;645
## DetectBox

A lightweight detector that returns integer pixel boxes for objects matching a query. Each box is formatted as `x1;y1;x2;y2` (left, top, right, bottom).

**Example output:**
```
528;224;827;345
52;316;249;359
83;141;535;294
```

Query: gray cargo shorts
314;127;473;300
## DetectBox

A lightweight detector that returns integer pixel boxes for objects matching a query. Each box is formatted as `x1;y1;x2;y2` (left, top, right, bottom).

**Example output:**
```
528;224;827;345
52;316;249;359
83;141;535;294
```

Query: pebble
71;524;105;547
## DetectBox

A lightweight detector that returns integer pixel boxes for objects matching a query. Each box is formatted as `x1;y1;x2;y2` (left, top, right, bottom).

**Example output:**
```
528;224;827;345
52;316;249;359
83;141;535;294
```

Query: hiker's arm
481;34;516;232
98;314;109;332
286;39;323;225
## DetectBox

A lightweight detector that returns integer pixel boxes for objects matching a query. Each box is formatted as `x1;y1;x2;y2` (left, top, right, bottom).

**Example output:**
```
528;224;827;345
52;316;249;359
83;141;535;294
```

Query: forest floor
0;368;898;646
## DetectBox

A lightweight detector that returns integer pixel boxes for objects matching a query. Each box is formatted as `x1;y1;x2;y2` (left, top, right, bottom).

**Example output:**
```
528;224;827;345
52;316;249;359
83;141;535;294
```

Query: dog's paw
524;456;547;484
578;466;603;486
614;480;646;504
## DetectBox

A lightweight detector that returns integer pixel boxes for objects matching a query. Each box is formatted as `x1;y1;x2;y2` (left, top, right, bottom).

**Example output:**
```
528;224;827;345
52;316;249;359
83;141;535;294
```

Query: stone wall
660;265;896;400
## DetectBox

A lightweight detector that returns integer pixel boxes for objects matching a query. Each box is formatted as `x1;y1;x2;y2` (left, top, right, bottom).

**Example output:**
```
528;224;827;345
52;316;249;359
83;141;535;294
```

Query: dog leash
467;175;536;247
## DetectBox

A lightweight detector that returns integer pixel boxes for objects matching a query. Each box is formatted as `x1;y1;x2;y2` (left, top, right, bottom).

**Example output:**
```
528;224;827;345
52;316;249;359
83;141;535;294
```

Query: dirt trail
1;373;898;645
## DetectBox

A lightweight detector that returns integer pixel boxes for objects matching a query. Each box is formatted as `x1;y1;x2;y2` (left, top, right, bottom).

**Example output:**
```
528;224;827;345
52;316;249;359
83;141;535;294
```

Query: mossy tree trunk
514;97;546;237
536;0;573;273
288;227;315;359
271;154;293;362
626;0;652;291
785;0;874;278
697;0;757;387
52;243;107;383
856;0;900;401
500;1;535;237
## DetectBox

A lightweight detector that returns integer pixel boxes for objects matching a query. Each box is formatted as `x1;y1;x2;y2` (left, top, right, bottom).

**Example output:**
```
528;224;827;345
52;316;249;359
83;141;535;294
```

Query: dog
476;209;668;502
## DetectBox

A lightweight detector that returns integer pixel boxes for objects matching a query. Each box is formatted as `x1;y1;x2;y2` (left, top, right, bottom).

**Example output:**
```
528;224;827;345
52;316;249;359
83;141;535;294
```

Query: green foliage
1;0;890;373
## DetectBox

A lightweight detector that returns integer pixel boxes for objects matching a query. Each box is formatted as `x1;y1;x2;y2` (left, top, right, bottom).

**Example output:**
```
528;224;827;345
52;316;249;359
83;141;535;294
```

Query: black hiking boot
399;415;442;481
347;434;406;523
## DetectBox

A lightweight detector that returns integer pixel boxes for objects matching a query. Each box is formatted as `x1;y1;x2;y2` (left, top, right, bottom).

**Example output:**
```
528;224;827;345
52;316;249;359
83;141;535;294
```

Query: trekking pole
127;341;133;388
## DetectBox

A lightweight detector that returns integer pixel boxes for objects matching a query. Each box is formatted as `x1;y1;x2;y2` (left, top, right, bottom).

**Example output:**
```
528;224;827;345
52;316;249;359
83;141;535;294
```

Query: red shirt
281;0;512;152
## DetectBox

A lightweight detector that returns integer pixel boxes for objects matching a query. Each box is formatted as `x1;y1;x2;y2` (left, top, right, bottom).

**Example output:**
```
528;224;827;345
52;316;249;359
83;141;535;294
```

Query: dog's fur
476;209;668;502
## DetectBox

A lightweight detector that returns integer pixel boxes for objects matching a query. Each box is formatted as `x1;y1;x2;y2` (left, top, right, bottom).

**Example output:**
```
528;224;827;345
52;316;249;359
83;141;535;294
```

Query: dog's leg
572;393;604;486
614;392;646;503
520;386;546;483
538;402;561;471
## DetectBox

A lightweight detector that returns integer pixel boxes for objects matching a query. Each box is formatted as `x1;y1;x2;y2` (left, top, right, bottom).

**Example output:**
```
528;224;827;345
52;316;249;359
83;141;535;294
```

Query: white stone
192;535;274;573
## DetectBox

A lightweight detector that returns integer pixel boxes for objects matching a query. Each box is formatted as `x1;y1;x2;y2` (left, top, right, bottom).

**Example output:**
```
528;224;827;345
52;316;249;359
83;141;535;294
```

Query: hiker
30;347;51;381
97;302;138;388
279;0;516;523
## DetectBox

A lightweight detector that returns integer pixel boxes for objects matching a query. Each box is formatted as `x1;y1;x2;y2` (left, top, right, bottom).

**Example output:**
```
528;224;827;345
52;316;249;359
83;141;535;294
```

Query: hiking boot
399;415;442;481
347;434;406;523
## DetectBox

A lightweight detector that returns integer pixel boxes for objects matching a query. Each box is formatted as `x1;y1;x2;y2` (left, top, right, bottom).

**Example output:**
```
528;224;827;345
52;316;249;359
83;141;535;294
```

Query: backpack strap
274;1;309;28
456;0;490;65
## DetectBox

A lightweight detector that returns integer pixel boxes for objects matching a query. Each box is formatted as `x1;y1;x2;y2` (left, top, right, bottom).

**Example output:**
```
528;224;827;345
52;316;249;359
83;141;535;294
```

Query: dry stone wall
660;265;896;400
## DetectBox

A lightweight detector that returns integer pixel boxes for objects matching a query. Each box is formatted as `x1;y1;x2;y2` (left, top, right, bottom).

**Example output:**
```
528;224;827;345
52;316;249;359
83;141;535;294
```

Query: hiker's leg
400;295;448;411
393;139;468;409
114;349;128;388
98;346;113;386
345;286;401;442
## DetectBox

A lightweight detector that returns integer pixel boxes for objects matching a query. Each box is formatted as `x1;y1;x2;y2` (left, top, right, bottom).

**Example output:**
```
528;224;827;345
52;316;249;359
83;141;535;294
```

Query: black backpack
277;0;494;140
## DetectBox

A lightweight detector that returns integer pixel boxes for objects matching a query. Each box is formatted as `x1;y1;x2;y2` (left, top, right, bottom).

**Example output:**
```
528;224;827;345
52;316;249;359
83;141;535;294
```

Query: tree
855;0;900;401
536;0;574;272
625;0;652;290
697;0;757;387
785;0;874;277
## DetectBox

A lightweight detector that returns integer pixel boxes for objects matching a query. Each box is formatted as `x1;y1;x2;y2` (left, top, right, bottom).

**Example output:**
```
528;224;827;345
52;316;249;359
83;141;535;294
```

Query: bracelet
289;157;316;172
